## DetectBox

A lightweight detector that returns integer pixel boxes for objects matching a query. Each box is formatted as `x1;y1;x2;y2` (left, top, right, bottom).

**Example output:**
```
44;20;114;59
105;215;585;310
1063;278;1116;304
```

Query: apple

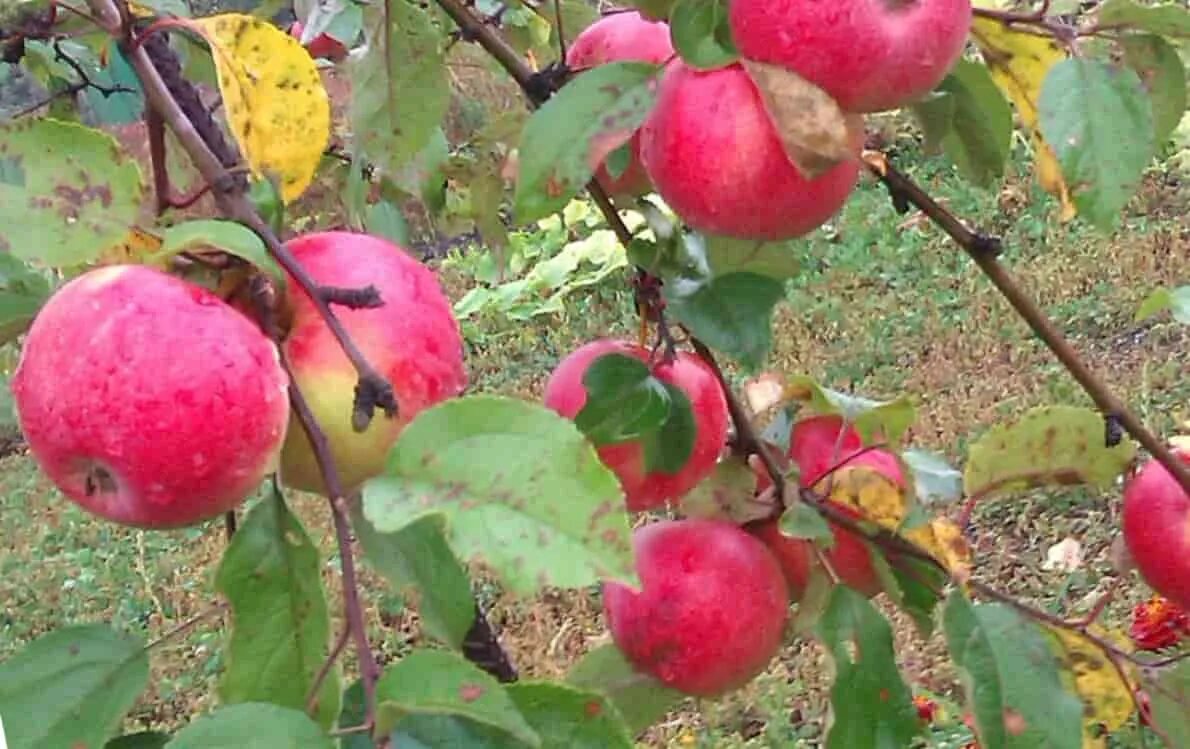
751;414;906;599
728;0;973;114
11;265;290;529
566;11;674;199
1122;448;1190;610
290;20;349;61
638;61;863;241
278;231;467;495
543;338;728;512
602;518;790;696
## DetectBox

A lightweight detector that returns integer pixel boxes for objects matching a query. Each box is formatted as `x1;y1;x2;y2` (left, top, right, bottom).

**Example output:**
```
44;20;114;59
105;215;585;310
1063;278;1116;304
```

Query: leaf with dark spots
963;405;1136;503
514;60;662;223
0;118;142;267
362;396;636;597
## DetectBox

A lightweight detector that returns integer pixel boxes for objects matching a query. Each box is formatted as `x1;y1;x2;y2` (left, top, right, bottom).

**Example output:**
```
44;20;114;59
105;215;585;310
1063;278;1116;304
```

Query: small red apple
543;339;729;512
566;11;675;199
751;414;906;599
279;231;467;495
12;265;291;528
639;61;863;241
728;0;973;113
290;20;349;61
1122;448;1190;610
602;518;790;696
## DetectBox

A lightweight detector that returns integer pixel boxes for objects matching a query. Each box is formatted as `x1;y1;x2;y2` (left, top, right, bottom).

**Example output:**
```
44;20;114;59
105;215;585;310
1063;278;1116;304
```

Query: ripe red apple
639;61;863;241
1122;448;1190;610
602;518;790;696
566;11;674;199
279;231;466;495
543;339;729;512
728;0;973;113
290;20;349;61
751;414;906;599
11;265;290;528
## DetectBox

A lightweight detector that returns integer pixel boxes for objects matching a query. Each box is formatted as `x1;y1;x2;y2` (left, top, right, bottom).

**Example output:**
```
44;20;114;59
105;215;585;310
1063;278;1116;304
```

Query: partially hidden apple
752;414;906;599
639;60;863;241
1122;448;1190;610
728;0;973;114
603;518;790;696
279;231;467;495
543;338;728;512
566;11;675;199
290;20;349;61
12;265;291;528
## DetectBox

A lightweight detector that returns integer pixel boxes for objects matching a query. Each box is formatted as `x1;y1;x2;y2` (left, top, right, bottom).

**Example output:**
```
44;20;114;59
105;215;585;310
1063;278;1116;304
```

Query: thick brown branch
864;152;1190;496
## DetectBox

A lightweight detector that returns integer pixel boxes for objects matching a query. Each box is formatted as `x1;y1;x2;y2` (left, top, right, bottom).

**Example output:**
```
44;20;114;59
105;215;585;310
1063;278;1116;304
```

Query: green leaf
501;682;634;748
0;624;149;749
514;61;662;223
641;382;696;474
0;253;52;344
373;650;540;746
1038;58;1154;230
0;117;143;266
679;456;772;523
604;142;632;181
901;448;963;506
1120;34;1188;145
1143;658;1190;746
364;199;411;247
942;592;1083;749
963;405;1137;502
780;502;835;546
106;732;171;748
665;271;784;370
669;0;737;70
910;91;956;154
1136;284;1190;323
81;40;144;126
214;488;340;730
935;59;1014;186
361;395;636;596
785;375;916;445
248;176;285;236
157;219;287;295
884;556;948;639
165;703;333;748
349;0;449;177
1097;0;1190;37
700;233;801;280
351;506;476;649
566;644;685;735
574;353;672;444
815;586;922;749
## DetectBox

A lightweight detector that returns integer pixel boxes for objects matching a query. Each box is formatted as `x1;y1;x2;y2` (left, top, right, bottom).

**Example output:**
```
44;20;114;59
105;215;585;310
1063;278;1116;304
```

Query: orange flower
913;694;939;723
1129;595;1190;651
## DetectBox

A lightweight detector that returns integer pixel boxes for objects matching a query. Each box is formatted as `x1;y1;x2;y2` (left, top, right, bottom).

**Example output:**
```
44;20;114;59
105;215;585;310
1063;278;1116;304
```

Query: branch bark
863;151;1190;496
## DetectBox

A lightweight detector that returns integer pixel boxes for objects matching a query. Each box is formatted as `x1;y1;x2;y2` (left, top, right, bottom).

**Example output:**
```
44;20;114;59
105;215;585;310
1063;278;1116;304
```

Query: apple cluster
12;232;466;528
543;336;910;696
570;1;973;240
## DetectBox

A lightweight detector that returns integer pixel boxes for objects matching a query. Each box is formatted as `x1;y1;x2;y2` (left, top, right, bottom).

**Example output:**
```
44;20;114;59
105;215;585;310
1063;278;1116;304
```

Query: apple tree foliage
0;0;1189;747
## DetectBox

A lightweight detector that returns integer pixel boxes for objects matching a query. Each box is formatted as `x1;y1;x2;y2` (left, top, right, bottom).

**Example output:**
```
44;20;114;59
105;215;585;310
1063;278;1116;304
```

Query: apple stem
863;151;1190;497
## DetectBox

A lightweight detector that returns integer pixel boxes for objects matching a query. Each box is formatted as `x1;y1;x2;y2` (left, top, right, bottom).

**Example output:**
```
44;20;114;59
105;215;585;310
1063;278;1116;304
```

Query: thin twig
306;625;351;716
145;601;229;650
863;151;1190;496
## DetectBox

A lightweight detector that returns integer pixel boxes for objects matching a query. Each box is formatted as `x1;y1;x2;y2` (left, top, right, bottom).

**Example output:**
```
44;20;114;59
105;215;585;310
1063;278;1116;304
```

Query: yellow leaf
100;227;164;265
1045;624;1138;743
969;16;1077;222
193;13;330;203
816;466;972;578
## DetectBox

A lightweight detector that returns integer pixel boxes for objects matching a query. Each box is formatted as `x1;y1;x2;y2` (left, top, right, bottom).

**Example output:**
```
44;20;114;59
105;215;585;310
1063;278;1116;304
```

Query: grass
1;126;1187;746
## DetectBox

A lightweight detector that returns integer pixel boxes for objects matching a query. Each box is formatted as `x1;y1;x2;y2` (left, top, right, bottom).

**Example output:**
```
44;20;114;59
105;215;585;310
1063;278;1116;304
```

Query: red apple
639;61;863;241
566;11;674;199
751;414;905;599
290;20;349;61
728;0;973;114
1123;448;1190;610
543;339;728;512
11;265;290;528
279;231;467;495
602;518;790;696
